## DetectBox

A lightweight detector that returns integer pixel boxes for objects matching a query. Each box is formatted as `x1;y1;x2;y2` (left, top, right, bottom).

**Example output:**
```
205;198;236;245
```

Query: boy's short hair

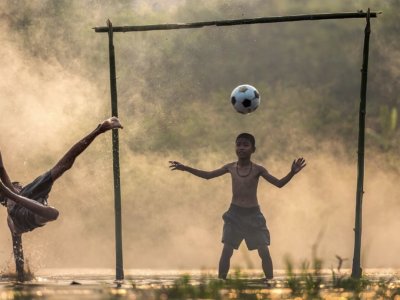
236;133;256;149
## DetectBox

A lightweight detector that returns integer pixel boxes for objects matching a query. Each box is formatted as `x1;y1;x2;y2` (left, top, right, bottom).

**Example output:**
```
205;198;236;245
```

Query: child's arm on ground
0;151;17;193
11;233;25;281
169;161;228;180
261;158;306;188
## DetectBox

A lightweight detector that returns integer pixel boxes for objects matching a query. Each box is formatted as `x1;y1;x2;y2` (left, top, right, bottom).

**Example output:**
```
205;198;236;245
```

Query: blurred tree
2;0;398;167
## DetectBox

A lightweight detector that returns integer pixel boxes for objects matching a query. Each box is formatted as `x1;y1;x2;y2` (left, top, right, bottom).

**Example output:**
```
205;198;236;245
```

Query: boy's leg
1;180;59;221
218;244;234;279
257;246;273;279
12;234;24;281
50;117;123;181
0;151;16;192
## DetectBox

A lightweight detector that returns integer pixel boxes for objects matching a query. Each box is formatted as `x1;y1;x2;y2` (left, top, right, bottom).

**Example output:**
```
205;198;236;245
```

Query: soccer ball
230;84;260;114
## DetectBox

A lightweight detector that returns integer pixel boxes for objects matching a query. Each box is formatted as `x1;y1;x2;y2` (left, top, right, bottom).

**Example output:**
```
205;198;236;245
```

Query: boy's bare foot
99;117;123;132
263;278;274;288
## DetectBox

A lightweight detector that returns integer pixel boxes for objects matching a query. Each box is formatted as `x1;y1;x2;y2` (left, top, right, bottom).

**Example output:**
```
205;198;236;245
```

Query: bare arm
11;233;25;281
261;158;306;188
0;150;17;193
169;161;228;180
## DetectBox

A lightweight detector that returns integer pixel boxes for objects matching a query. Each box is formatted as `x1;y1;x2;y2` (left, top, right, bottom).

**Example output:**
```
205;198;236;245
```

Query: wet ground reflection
1;269;399;299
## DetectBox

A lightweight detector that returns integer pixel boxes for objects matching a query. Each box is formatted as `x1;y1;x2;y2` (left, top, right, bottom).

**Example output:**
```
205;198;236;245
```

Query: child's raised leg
50;117;123;181
218;244;234;279
258;246;273;279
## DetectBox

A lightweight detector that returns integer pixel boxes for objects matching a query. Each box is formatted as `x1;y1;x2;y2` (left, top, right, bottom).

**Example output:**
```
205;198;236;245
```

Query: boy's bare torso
225;162;263;208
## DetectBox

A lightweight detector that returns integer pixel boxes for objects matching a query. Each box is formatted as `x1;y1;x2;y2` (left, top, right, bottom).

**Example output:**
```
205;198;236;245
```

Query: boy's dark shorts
9;171;54;233
222;204;270;250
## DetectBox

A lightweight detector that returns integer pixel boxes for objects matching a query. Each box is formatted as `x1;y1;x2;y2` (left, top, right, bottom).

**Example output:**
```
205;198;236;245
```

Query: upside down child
0;117;122;281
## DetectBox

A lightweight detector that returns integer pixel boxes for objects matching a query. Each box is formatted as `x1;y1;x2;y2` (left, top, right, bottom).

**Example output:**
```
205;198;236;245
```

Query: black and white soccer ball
230;84;260;114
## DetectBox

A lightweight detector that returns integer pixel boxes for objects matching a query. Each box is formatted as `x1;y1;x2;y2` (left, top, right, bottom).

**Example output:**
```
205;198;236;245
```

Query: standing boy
169;133;306;282
0;117;122;281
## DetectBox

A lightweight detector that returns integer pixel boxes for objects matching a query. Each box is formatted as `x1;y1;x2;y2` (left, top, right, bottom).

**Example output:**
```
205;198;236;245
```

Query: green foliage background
3;0;399;164
1;0;399;269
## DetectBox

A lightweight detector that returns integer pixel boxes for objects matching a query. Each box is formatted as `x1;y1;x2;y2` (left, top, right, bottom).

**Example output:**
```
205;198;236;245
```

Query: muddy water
1;269;399;299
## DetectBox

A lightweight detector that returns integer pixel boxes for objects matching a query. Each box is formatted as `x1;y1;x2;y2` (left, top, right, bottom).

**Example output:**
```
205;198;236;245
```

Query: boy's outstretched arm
169;161;228;180
261;158;306;188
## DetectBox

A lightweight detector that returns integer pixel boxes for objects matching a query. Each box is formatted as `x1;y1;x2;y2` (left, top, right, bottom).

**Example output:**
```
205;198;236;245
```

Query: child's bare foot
263;278;275;288
99;117;123;132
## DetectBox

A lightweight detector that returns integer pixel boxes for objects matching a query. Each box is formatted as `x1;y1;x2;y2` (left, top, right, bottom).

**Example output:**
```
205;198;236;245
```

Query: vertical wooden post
351;9;371;279
107;19;124;281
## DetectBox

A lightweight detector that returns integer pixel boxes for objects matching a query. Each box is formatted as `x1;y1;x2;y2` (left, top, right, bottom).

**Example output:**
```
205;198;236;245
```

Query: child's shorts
222;203;270;250
9;171;54;233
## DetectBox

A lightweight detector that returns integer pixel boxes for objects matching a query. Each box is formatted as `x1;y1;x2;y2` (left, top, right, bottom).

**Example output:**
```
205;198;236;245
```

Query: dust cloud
1;0;399;274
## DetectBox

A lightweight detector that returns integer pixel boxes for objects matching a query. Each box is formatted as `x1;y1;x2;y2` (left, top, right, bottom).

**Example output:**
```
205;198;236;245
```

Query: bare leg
1;180;59;222
50;117;123;181
12;234;24;282
1;118;122;223
1;181;59;221
218;244;234;279
258;246;273;279
0;151;17;193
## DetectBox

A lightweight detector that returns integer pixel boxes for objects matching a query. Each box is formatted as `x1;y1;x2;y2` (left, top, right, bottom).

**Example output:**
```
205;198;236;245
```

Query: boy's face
235;138;255;159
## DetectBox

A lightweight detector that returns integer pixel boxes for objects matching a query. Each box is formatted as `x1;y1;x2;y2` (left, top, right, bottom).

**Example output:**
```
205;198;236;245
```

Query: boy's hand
169;161;185;171
291;158;306;174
